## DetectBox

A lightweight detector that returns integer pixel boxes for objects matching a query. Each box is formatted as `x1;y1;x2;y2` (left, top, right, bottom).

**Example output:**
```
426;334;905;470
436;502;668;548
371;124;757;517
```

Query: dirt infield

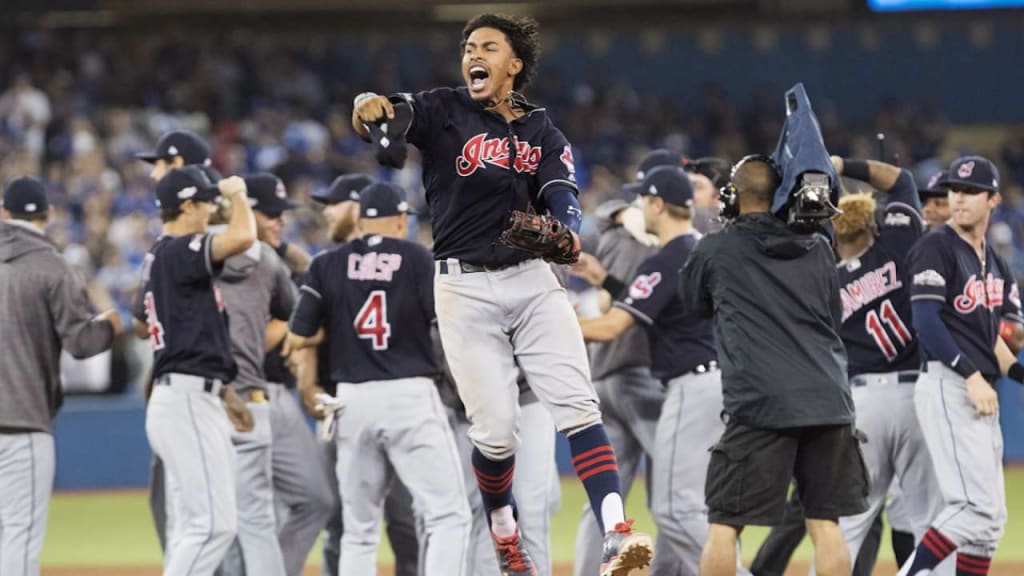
38;560;1024;576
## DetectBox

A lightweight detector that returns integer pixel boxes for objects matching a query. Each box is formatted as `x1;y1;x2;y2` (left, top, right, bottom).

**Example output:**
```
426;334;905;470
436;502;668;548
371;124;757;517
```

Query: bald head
733;159;780;214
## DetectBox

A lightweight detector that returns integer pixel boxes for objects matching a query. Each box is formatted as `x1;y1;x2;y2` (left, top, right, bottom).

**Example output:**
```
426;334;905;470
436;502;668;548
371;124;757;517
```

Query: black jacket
678;213;854;429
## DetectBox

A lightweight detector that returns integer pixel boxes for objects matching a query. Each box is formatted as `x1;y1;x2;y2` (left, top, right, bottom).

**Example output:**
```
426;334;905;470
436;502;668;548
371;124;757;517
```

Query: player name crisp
456;133;542;177
348;252;403;281
841;260;901;321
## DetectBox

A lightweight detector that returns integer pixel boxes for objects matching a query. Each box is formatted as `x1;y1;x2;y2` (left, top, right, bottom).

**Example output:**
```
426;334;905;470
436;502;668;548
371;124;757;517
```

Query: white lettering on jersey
840;260;903;321
347;253;403;282
884;212;911;227
954;273;1005;314
913;269;946;288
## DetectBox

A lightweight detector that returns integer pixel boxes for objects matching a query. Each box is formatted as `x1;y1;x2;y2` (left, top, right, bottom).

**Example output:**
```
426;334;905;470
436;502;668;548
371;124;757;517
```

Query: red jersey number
144;291;166;351
354;290;391;351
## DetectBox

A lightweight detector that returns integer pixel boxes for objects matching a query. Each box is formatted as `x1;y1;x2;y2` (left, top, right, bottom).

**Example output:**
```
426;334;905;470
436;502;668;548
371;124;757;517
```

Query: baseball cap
368;99;414;169
137;130;211;165
359;182;413;219
244;173;297;216
313;174;376;205
155;165;220;210
636;149;683;181
637;165;694;208
683;156;732;189
946;156;999;194
919;169;950;199
2;176;49;216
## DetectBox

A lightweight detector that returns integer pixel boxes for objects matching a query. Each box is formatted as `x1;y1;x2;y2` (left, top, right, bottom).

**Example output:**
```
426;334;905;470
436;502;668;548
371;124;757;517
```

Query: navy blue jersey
614;233;717;381
907;225;1023;379
396;87;577;267
297;235;438;383
134;234;237;382
838;202;924;376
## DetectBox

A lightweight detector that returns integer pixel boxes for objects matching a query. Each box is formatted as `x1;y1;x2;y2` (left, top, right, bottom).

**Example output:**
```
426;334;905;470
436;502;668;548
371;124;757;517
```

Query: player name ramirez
841;260;901;321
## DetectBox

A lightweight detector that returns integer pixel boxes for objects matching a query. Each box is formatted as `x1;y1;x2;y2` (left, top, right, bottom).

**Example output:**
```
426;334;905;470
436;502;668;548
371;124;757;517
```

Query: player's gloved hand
352;93;394;141
966;372;999;417
222;387;255;432
300;385;328;420
499;210;580;265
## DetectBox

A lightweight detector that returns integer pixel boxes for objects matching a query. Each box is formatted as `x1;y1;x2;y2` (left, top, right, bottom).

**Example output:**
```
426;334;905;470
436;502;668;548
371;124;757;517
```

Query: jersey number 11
865;299;912;361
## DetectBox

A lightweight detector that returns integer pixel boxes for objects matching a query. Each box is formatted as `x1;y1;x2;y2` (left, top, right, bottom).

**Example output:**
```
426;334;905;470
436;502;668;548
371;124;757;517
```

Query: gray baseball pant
0;432;54;576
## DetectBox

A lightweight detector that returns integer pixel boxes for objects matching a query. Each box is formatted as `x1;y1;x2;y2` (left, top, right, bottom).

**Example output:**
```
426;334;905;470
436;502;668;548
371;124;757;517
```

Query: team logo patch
628;272;662;300
954;273;1004;314
560;145;577;182
455;133;542;177
275;181;287;199
912;269;946;288
958;161;975;179
884;212;911;227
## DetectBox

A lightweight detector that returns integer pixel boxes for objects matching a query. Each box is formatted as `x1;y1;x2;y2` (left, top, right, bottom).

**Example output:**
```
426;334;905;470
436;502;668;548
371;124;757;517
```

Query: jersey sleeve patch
913;269;946;288
627;272;663;301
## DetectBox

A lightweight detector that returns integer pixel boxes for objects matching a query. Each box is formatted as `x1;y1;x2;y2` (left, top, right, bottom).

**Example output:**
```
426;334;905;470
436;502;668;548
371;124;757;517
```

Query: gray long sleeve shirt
217;242;297;393
589;203;658;381
0;220;115;433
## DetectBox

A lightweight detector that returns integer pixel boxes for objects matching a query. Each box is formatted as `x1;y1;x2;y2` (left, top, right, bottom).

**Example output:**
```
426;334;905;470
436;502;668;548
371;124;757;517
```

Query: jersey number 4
354;290;392;351
865;299;912;361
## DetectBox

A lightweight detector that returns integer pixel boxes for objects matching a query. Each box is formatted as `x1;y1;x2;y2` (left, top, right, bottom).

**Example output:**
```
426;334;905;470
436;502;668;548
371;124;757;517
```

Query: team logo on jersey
455;133;542;177
840;260;902;321
560;145;577;182
627;272;662;300
912;269;946;288
958;161;975;179
954;273;1004;314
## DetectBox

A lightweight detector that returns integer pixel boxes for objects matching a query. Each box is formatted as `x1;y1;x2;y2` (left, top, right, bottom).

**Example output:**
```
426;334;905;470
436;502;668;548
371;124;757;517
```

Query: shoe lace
497;539;529;572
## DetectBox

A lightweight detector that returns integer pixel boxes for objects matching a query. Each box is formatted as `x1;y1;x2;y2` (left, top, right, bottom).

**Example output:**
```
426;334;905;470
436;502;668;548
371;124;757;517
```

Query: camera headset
718;154;780;221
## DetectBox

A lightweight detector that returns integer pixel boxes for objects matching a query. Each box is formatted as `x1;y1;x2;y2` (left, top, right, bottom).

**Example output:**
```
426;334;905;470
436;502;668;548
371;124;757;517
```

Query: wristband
841;158;870;182
601;274;627;297
275;241;290;258
353;92;378;107
951;354;979;380
1008;362;1024;384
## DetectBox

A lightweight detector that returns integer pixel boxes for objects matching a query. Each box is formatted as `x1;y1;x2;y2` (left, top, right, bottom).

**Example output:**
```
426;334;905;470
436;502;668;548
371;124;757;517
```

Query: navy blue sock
908;528;956;573
956;553;991;576
471;448;515;522
568;424;622;534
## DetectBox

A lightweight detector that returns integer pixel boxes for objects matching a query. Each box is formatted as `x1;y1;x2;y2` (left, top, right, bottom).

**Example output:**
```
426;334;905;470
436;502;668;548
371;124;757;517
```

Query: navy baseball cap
637;165;694;208
683;156;732;188
313;174;376;205
368;99;414;169
636;149;683;181
2;176;49;216
919;169;950;200
359;182;413;219
244;173;297;216
946;156;999;194
155;165;220;209
137;130;211;165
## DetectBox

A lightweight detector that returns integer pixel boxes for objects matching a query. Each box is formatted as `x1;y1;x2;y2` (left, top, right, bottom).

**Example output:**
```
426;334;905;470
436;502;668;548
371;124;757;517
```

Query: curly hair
462;13;541;91
834;193;877;239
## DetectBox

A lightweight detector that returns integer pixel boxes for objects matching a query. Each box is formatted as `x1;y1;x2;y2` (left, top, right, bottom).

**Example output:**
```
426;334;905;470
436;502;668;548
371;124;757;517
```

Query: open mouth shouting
468;64;490;94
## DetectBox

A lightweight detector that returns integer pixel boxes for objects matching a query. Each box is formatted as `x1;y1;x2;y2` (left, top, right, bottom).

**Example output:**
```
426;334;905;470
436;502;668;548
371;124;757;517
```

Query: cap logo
248;198;258;206
349;191;360;200
397;201;409;212
177;186;197;200
648;185;658;195
958;161;975;179
275;182;286;199
25;203;37;212
168;146;179;156
636;170;646;180
928;172;942;188
366;208;378;217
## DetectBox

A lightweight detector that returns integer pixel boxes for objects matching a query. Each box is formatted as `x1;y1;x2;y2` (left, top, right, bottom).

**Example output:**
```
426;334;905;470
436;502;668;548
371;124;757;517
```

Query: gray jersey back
590;227;657;380
217;243;297;391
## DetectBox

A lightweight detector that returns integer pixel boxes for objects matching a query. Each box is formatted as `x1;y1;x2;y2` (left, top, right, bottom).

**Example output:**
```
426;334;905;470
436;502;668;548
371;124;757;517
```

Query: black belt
849;371;919;387
155;374;220;394
662;361;719;386
437;261;515;275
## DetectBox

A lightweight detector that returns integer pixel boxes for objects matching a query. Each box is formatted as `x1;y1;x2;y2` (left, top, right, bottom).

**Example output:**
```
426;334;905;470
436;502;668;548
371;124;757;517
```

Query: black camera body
786;172;840;233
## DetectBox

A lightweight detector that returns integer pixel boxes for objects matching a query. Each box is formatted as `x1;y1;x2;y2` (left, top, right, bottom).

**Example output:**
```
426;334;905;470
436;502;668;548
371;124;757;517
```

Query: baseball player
0;177;121;576
283;182;471;576
136;129;217;551
134;165;256;575
679;156;867;576
826;156;942;572
352;13;651;575
306;173;422;576
212;173;303;576
576;166;749;575
919;170;951;232
900;155;1024;576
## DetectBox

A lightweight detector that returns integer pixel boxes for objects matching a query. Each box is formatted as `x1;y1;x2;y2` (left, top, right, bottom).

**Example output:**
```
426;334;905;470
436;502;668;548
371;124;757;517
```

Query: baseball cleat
491;528;537;576
600;519;653;576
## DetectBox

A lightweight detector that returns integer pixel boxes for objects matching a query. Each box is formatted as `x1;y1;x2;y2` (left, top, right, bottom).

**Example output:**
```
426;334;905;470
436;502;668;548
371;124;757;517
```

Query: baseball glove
499;210;579;264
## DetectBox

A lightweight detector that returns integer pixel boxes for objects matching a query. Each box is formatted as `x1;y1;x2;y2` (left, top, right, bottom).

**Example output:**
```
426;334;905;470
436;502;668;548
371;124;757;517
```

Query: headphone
718;154;781;220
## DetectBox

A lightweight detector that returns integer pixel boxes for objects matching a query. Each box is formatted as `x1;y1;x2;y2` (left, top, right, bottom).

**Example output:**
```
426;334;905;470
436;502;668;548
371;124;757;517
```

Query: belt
922;361;999;384
662;361;719;386
849;370;919;387
436;259;516;275
155;373;224;395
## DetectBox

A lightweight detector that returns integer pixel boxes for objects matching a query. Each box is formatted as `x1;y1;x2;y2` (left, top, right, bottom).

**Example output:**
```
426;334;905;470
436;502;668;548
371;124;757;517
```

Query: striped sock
956;553;991;576
569;424;623;534
471;448;515;521
908;528;957;573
